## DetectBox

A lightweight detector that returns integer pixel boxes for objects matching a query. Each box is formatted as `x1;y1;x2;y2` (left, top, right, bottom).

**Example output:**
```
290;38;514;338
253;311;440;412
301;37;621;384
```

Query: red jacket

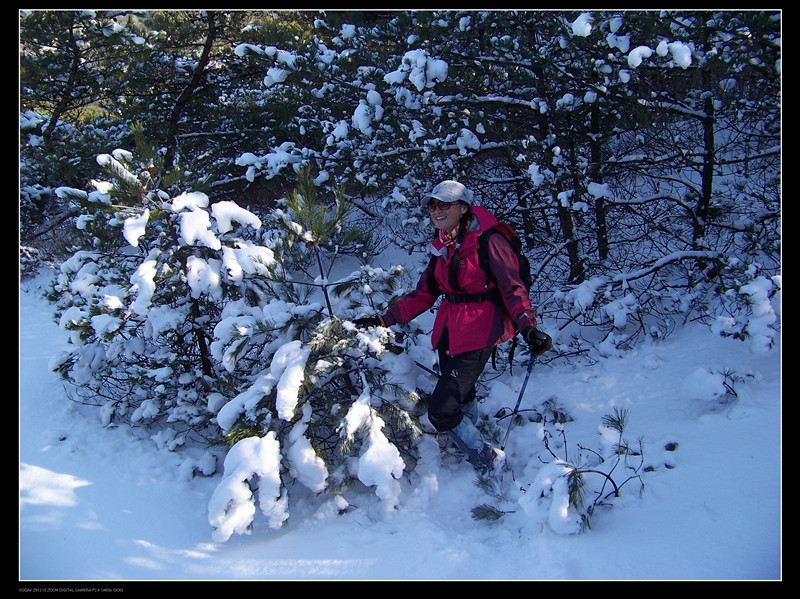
382;206;537;356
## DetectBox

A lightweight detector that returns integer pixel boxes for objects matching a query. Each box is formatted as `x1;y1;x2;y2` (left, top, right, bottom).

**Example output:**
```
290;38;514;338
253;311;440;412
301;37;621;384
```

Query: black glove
524;327;552;356
354;316;384;328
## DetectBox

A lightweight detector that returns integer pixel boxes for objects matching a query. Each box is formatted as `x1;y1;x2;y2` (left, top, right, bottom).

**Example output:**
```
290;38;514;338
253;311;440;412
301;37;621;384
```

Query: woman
356;180;551;474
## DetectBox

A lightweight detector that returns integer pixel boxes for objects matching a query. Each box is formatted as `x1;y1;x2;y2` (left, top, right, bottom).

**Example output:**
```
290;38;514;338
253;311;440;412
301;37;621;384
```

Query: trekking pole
414;361;440;378
500;354;537;451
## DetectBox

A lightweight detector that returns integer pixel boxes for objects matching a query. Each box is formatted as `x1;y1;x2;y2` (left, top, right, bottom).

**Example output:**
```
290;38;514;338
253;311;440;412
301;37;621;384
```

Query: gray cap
423;180;473;206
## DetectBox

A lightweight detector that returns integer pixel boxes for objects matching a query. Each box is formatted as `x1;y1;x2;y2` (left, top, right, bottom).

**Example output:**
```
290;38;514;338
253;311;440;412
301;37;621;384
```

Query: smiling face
428;200;469;233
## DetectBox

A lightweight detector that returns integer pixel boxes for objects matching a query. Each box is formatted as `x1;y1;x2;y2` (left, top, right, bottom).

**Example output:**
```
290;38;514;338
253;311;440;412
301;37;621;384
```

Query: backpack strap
476;227;500;287
425;252;441;296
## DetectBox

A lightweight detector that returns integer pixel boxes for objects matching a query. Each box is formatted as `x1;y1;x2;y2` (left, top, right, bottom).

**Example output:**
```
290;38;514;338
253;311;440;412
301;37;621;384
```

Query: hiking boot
446;429;505;476
472;442;506;476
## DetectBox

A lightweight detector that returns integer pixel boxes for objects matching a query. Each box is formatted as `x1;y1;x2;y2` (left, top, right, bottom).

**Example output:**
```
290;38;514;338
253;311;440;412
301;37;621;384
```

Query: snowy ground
19;272;781;582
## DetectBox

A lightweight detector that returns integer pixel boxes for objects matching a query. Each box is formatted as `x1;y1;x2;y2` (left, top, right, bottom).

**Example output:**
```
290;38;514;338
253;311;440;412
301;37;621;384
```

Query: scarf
438;225;460;250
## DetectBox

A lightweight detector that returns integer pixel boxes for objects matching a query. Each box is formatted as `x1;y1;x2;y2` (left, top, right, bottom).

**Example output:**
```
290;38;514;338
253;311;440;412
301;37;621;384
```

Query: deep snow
19;271;781;582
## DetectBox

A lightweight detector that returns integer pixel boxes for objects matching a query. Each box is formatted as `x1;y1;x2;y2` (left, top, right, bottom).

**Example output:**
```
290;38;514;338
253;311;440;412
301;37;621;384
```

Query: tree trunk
42;14;80;151
163;11;218;170
693;95;715;250
590;104;609;262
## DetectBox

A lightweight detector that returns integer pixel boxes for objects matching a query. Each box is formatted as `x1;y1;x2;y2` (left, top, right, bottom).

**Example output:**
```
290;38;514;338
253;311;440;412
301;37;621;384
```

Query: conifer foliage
48;138;420;540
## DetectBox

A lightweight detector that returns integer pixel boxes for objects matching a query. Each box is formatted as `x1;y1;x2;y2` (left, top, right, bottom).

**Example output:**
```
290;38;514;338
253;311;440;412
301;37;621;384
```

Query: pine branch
471;504;513;522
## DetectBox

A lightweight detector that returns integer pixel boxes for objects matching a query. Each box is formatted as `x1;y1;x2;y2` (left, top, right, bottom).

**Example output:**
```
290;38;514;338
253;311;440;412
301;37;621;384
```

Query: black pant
428;329;494;432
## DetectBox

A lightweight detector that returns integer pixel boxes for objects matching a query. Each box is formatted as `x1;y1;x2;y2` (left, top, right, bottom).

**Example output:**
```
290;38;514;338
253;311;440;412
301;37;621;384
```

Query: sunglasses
427;200;457;212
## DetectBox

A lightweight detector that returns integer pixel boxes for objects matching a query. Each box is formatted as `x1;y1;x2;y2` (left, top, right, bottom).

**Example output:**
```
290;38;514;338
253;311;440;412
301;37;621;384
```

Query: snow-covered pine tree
208;169;426;541
48;131;270;457
48;140;427;540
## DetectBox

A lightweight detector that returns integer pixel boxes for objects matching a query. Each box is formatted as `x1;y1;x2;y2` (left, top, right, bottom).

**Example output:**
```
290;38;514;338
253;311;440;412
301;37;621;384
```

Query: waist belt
443;288;500;304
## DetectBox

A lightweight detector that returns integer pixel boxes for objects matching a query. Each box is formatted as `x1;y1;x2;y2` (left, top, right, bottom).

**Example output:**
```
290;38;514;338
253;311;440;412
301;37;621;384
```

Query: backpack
476;222;533;296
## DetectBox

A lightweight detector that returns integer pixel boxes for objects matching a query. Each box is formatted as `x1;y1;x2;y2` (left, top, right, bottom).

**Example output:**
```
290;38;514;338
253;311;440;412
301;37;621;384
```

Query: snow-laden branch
612;250;719;287
434;93;535;108
636;98;711;120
